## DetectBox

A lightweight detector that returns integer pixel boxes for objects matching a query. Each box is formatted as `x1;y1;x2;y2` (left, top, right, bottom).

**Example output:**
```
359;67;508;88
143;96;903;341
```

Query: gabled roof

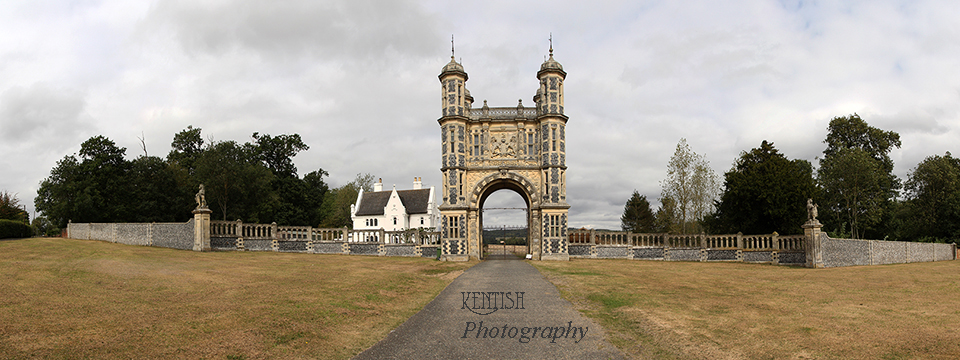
355;188;431;216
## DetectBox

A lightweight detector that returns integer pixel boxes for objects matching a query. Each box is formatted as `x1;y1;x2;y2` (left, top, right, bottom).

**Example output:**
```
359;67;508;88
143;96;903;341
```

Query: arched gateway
438;45;569;261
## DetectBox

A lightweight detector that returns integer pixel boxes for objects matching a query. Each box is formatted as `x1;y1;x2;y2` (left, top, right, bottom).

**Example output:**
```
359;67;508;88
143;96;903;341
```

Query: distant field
532;259;960;359
0;238;474;359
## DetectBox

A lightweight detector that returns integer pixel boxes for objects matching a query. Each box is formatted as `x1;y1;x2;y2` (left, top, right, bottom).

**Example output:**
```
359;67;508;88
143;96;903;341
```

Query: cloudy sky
1;0;958;230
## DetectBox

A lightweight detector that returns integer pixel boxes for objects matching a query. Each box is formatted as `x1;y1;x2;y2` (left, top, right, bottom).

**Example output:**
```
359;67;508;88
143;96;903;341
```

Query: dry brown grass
0;238;475;359
531;259;960;360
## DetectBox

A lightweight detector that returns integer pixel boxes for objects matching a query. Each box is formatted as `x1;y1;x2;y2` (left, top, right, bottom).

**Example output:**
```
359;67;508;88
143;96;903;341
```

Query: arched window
393;217;398;225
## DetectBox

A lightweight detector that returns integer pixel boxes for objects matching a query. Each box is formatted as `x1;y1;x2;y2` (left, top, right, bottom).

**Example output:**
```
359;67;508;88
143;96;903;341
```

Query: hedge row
0;219;33;239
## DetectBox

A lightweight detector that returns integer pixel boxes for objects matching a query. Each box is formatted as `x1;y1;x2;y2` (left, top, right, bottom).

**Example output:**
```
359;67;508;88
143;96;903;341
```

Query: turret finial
451;34;455;59
549;33;553;56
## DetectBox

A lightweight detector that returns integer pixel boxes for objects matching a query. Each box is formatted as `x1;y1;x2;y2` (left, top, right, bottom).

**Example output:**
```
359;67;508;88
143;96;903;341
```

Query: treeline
622;114;960;243
0;191;34;238
35;126;372;231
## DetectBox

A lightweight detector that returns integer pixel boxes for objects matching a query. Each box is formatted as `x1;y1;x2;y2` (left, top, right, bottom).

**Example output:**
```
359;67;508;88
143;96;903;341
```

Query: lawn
0;238;474;359
531;259;960;359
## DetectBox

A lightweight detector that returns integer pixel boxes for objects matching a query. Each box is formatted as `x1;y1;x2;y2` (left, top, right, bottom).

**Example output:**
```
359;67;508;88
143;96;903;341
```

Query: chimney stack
413;177;423;190
374;178;383;192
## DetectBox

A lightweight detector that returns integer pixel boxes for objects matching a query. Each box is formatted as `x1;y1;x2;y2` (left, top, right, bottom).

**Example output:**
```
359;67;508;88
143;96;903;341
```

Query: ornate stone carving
489;132;517;159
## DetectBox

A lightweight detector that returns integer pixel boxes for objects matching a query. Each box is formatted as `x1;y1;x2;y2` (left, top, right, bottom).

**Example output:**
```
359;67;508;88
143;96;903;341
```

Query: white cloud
1;0;958;230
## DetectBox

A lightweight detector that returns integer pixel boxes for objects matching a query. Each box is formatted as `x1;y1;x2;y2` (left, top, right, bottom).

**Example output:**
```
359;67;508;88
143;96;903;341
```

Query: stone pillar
529;208;542;260
803;220;823;268
467;210;480;259
193;208;212;252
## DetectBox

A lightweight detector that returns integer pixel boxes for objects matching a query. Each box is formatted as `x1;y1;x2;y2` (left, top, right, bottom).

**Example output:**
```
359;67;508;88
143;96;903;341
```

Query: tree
301;169;330;226
0;191;29;223
319;173;374;228
195;140;276;222
818;114;901;239
77;136;134;222
248;132;318;225
167;125;204;175
36;136;133;227
621;190;655;233
818;148;885;239
251;132;309;179
653;195;677;233
660;139;720;234
129;156;182;222
36;155;82;228
897;152;960;242
31;216;58;237
708;141;816;235
823;114;901;175
37;129;327;227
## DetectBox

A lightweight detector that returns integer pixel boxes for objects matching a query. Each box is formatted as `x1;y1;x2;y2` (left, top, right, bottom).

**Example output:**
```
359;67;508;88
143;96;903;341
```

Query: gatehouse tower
438;42;569;261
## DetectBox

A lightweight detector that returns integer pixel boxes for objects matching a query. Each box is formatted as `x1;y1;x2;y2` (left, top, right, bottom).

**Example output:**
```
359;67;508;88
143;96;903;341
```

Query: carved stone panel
488;131;518;159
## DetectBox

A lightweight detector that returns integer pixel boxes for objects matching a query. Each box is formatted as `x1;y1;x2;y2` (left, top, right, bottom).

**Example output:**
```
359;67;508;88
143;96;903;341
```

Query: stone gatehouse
437;42;570;261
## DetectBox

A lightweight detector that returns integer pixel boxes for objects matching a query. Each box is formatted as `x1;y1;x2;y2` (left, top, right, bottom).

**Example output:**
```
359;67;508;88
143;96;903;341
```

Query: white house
350;178;440;241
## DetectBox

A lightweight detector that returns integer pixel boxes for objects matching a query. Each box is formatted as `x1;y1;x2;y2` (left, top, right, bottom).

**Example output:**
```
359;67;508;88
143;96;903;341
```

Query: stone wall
152;220;194;250
819;235;956;268
567;243;805;266
68;221;193;250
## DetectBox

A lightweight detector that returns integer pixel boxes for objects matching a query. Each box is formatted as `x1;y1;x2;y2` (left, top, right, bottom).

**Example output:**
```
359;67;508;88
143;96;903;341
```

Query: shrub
0;219;33;239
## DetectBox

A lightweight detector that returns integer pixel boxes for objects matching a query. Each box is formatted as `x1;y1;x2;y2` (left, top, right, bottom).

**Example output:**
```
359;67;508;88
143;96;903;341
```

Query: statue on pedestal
195;184;207;210
806;198;818;223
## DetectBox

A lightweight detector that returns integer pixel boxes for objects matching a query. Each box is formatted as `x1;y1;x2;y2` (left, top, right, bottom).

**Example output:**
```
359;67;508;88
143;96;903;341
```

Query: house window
420;217;424;225
393;217;397;225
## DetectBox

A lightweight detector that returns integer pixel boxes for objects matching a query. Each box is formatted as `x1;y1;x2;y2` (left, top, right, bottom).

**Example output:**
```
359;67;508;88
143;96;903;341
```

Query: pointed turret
537;36;566;116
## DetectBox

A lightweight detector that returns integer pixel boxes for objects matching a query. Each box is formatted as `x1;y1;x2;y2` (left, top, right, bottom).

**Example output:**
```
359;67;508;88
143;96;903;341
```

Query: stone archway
437;47;570;261
474;175;537;260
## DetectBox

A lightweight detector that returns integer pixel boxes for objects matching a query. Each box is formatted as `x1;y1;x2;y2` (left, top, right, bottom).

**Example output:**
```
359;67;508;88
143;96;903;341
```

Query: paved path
353;256;625;359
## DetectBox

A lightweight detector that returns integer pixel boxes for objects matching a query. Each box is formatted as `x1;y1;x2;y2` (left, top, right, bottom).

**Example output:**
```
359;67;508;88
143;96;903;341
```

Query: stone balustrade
567;229;808;266
468;107;538;120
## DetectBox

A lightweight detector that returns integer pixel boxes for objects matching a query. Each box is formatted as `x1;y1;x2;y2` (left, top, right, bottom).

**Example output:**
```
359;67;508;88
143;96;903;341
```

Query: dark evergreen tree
709;140;816;235
621;190;656;233
654;195;677;233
